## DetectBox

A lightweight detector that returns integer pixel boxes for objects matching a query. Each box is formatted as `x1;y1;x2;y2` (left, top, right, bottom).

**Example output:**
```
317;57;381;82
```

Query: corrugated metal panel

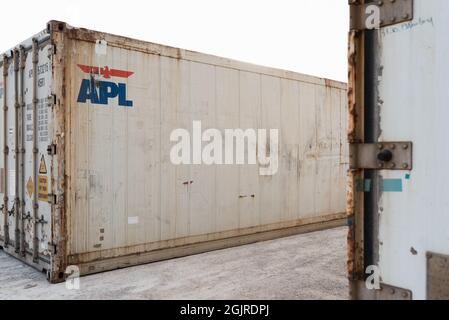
66;37;347;258
1;21;348;281
0;30;54;271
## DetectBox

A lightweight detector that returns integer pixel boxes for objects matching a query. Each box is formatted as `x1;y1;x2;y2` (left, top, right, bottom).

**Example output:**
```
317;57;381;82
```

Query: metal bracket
47;243;57;255
47;94;56;108
377;283;412;300
350;0;414;31
47;143;57;156
7;203;15;217
35;215;48;225
350;142;413;170
22;212;32;221
48;194;57;205
427;252;449;300
351;280;412;300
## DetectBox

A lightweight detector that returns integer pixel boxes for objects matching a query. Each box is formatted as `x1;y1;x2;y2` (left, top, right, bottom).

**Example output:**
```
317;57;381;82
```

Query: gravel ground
0;226;349;300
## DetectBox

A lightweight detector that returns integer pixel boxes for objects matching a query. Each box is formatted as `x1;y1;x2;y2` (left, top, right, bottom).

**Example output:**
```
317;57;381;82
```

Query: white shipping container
0;21;348;282
348;0;449;300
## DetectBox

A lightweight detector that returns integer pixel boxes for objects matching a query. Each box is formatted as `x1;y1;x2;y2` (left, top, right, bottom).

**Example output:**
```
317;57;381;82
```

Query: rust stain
347;170;355;280
347;30;358;281
347;31;358;143
67;212;347;265
47;22;69;282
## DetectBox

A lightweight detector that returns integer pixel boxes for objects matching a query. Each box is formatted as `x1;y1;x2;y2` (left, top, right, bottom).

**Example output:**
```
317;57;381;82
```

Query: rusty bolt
378;163;384;168
402;292;408;298
390;289;396;295
390;144;396;150
378;144;384;150
402;163;409;169
389;163;396;169
402;144;409;150
377;0;383;5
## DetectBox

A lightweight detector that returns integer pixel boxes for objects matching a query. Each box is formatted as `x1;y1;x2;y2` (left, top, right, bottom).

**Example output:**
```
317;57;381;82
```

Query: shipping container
348;0;449;300
0;21;348;282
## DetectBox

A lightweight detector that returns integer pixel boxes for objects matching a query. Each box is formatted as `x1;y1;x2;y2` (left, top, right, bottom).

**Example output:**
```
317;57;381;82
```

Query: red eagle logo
77;64;134;79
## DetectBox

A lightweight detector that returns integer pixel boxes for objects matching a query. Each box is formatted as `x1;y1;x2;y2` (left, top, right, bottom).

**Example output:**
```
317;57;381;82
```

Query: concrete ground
0;226;348;300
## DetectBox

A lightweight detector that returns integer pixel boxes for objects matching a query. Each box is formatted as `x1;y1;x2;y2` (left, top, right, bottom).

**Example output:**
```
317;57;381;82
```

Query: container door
0;36;54;270
349;0;449;300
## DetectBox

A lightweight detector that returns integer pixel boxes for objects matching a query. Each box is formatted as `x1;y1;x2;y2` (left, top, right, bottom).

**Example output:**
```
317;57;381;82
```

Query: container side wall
65;34;348;263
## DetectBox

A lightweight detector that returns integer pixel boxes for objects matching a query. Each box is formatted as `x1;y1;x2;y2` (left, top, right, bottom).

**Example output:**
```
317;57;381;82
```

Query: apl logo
77;64;134;107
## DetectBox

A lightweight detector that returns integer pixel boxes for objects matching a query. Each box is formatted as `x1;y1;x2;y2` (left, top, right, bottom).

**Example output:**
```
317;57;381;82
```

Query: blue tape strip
381;179;403;192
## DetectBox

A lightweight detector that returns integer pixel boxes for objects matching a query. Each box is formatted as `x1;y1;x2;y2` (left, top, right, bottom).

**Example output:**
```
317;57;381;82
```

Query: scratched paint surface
1;23;349;273
66;32;348;258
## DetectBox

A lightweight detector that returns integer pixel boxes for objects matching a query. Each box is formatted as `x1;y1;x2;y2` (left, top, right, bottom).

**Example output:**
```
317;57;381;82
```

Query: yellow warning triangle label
39;155;47;174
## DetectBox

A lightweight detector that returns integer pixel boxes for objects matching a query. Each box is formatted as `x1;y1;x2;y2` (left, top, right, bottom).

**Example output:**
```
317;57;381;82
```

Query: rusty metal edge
348;26;366;299
46;20;347;90
74;217;348;278
68;213;347;265
350;280;412;300
47;21;69;283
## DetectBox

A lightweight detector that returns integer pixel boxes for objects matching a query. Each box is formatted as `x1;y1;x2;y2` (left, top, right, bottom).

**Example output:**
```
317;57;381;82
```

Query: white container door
0;36;54;268
376;0;449;300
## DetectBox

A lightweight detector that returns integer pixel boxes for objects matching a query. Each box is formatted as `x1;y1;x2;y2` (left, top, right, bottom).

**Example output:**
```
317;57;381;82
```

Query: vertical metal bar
48;22;68;281
348;20;368;298
2;54;9;247
13;49;20;253
19;46;26;256
363;28;381;270
32;39;39;262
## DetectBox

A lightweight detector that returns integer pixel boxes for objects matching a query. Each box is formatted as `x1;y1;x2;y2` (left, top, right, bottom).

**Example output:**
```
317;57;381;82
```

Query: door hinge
47;143;57;155
48;194;57;205
350;142;413;170
349;0;414;31
48;243;57;255
47;94;56;107
351;280;412;300
378;283;412;300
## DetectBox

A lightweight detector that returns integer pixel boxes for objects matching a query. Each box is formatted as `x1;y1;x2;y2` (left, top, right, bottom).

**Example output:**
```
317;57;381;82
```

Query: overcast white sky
1;0;348;82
